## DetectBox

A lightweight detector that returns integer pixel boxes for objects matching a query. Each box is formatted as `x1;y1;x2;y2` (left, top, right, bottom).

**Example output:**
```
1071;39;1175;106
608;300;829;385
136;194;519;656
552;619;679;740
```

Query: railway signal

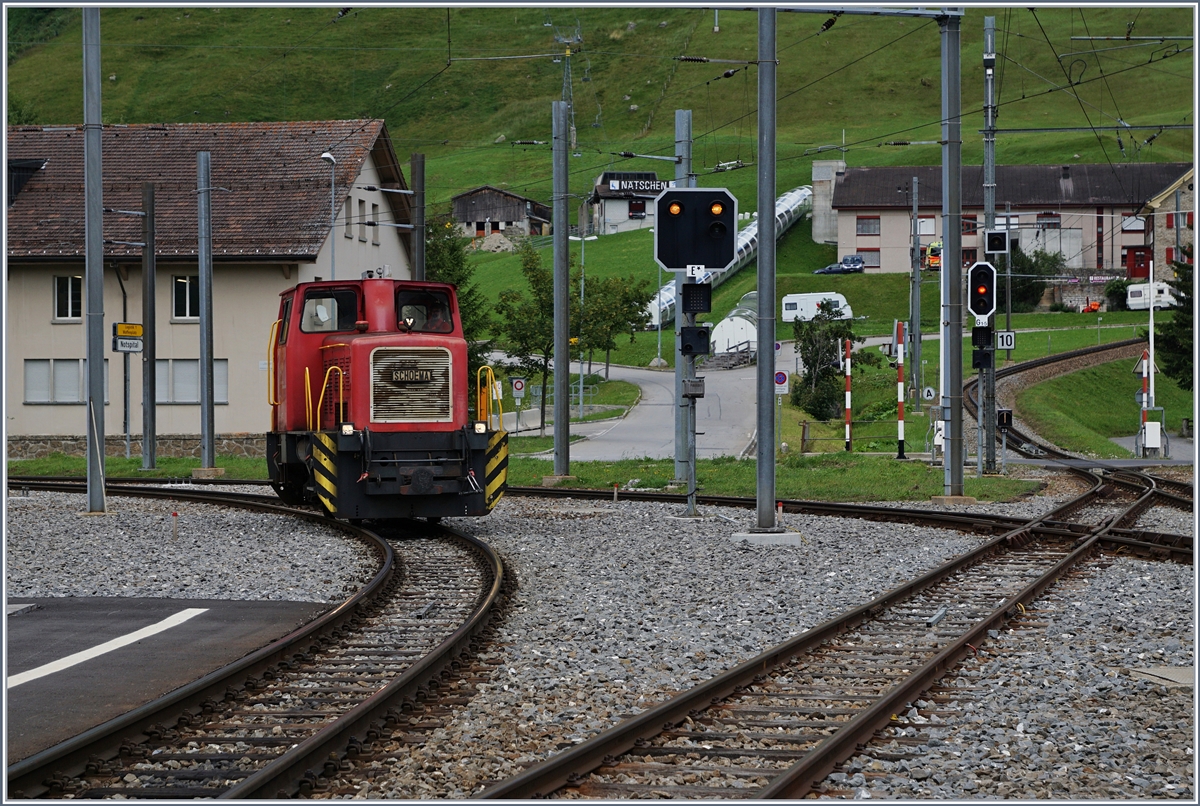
966;261;997;320
653;187;738;273
984;229;1009;254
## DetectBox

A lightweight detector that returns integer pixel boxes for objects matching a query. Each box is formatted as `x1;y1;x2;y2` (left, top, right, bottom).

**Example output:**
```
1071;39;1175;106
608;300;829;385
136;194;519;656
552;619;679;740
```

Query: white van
781;292;853;323
1126;282;1176;311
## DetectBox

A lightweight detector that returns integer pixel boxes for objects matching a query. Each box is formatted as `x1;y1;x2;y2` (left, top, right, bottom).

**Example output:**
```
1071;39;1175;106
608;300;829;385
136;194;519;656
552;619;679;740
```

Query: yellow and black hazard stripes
311;431;339;516
484;430;508;510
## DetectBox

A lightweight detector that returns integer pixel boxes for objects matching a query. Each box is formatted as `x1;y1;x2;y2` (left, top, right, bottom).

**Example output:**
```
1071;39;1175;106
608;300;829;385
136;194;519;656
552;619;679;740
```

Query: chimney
1061;165;1070;179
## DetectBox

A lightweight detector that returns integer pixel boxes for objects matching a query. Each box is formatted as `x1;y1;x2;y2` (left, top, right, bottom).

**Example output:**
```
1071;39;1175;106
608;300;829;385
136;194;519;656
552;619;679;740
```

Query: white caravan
781;292;853;323
1126;282;1176;311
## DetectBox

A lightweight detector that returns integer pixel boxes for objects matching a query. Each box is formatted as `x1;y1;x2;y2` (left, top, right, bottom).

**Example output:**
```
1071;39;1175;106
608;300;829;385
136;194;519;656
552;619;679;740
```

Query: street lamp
321;151;337;279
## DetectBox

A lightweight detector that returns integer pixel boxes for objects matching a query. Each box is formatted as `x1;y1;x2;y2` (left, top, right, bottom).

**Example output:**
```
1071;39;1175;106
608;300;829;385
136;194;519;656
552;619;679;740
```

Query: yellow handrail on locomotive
316;365;346;431
267;319;281;407
305;367;313;432
475;365;504;432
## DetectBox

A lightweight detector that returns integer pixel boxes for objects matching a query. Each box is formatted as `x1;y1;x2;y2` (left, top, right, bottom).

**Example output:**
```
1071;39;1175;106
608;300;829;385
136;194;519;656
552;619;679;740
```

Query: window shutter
1166;247;1174;264
174;359;200;404
215;360;229;405
55;359;81;403
1167;213;1174;229
1189;211;1194;229
156;359;171;403
24;360;51;402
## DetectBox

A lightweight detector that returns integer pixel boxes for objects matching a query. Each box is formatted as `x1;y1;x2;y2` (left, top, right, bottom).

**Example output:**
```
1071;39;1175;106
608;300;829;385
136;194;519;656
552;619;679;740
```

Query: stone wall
7;433;267;460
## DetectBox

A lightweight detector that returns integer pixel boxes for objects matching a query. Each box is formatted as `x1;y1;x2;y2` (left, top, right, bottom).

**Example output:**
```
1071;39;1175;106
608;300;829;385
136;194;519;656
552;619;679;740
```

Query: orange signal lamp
709;201;725;216
668;201;684;216
976;285;988;294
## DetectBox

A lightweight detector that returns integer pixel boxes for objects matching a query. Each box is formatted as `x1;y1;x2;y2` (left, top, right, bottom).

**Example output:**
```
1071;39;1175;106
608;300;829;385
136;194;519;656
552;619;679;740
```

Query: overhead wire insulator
677;55;709;63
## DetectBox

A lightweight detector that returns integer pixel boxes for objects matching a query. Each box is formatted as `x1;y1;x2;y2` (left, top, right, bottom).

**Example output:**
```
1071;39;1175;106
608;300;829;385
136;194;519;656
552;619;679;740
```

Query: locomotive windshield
396;289;453;333
300;288;359;333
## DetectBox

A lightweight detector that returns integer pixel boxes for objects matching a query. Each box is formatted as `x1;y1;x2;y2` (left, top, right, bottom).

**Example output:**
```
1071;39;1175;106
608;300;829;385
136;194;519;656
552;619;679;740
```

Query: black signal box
681;283;713;314
653;187;738;273
984;229;1008;254
679;326;711;356
971;325;993;348
997;409;1013;431
972;348;993;369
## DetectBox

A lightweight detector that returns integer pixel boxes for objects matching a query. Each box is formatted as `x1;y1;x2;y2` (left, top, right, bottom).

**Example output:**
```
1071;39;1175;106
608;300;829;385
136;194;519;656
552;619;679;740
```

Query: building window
156;358;228;404
358;199;367;241
1036;212;1061;230
855;216;880;236
1121;213;1145;232
961;215;978;235
371;203;380;245
917;216;936;237
628;199;646;219
24;358;108;404
962;248;977;267
858;249;880;268
173;275;200;319
475;221;486;237
53;275;83;321
344;198;353;238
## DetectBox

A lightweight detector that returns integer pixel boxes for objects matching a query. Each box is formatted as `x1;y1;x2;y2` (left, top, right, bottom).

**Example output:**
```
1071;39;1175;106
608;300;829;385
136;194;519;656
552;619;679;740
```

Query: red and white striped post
844;339;852;452
897;321;906;459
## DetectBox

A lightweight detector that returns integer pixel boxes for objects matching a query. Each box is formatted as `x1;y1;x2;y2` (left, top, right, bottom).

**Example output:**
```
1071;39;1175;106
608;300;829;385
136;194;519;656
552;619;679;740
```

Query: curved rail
7;481;393;798
476;469;1179;799
6;481;505;800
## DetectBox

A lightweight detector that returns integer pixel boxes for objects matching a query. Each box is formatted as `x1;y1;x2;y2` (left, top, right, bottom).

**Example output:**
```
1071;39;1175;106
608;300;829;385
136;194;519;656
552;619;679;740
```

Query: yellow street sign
114;322;143;337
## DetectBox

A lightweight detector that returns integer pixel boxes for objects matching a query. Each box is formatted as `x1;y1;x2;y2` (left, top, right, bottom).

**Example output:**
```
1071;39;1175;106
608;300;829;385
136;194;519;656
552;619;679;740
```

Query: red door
1125;247;1151;278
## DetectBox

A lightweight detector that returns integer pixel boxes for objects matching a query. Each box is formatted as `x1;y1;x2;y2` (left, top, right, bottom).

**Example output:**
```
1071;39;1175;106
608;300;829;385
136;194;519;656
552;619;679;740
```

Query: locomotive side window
277;297;292;344
300;289;359;333
396;289;453;333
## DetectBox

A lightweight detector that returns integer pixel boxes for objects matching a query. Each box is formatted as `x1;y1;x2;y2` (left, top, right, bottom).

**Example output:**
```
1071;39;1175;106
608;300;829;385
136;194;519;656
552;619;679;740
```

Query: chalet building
587;171;672;235
818;160;1192;278
1136;167;1195;280
6;119;411;453
451;186;550;251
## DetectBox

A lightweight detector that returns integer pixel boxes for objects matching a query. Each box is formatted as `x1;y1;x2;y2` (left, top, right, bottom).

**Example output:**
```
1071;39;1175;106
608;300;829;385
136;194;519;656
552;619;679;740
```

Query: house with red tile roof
6;119;411;451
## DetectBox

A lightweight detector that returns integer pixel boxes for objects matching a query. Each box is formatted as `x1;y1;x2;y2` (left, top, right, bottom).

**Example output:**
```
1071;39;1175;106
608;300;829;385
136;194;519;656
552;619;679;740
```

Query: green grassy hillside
8;6;1193;216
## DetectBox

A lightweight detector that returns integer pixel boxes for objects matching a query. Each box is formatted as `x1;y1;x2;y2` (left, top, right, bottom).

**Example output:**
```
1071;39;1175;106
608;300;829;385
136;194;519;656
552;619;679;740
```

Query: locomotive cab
266;273;507;520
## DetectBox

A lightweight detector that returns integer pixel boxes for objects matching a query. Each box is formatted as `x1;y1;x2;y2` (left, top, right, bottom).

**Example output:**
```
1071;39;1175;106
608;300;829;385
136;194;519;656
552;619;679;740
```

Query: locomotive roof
6;119;408;261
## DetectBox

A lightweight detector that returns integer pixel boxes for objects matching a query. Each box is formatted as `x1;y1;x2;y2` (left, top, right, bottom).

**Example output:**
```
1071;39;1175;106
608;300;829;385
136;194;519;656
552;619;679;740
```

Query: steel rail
6;483;395;799
220;523;505;799
472;470;1106;799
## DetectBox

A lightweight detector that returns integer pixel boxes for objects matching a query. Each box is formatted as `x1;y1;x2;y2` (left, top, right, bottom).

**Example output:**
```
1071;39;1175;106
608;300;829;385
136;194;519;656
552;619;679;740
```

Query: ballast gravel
5;481;1193;800
5;490;374;602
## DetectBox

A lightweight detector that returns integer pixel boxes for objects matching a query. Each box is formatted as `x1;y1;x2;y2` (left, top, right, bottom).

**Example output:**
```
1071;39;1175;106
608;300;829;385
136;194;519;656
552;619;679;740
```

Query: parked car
814;256;865;275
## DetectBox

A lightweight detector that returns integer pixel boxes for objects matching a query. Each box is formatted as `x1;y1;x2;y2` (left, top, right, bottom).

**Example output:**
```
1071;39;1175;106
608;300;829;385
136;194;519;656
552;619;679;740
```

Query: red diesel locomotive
267;270;507;520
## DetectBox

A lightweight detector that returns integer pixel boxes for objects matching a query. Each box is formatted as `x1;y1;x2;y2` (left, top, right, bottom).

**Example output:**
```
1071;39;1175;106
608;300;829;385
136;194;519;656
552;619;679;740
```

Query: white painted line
6;608;208;689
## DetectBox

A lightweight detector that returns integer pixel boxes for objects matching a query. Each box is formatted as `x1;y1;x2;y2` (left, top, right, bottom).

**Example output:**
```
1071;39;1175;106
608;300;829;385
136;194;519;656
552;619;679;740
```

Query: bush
1104;278;1132;311
791;373;843;420
855;349;883;368
1048;302;1070;312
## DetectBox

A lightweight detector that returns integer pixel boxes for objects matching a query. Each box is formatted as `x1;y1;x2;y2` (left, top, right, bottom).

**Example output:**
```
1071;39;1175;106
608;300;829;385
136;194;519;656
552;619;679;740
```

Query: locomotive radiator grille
370;347;453;422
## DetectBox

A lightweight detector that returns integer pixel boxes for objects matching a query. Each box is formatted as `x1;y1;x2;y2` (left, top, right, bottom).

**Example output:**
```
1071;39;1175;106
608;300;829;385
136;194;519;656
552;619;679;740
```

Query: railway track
474;469;1187;799
6;482;506;800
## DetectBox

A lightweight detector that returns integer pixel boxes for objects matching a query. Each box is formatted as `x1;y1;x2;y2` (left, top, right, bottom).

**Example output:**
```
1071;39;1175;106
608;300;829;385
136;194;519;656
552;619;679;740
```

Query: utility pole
754;7;780;530
83;7;106;513
940;12;964;497
411;152;425;281
909;176;921;414
141;183;157;469
552;100;571;478
673;109;694;482
982;16;998;473
197;152;216;469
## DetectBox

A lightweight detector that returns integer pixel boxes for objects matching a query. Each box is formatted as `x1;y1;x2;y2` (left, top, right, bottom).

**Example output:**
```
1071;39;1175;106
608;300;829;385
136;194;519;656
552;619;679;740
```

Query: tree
494;241;560;435
577;273;653;379
1156;251;1193;391
790;302;860;419
423;211;492;387
1003;246;1062;312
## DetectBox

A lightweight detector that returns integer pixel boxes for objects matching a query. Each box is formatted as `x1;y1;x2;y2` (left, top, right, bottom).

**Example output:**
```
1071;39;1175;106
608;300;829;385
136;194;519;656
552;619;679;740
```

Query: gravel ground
5;491;375;602
4;481;1192;800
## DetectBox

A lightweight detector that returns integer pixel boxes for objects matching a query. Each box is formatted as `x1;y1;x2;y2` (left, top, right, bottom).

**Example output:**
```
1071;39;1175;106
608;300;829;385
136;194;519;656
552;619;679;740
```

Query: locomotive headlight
340;423;355;436
474;421;487;434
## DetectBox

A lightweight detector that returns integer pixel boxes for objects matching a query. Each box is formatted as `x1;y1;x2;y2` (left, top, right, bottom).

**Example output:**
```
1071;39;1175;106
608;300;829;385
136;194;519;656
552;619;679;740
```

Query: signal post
967;260;998;473
653;187;737;517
